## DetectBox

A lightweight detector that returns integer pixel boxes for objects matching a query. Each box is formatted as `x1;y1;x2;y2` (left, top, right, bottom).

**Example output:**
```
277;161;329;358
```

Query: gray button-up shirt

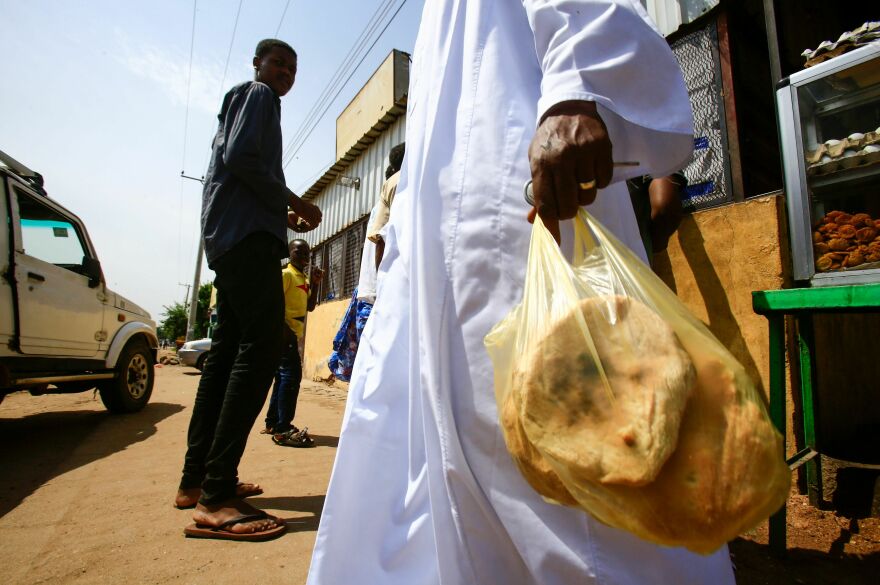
201;81;292;267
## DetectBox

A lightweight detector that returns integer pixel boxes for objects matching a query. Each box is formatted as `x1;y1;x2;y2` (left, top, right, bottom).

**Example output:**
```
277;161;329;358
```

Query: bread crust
518;296;695;486
498;295;791;553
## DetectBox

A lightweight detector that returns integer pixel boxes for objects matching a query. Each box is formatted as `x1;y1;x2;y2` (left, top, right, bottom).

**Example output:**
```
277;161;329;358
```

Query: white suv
0;150;158;413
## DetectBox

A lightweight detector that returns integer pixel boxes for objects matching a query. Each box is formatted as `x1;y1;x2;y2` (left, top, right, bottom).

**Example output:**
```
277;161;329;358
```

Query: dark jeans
264;327;303;433
179;232;285;505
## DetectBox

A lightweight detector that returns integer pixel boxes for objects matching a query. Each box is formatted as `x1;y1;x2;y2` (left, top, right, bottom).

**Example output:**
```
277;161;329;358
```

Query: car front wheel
99;341;154;413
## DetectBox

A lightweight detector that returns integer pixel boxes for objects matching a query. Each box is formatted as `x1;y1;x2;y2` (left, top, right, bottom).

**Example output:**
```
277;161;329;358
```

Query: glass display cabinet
776;43;880;286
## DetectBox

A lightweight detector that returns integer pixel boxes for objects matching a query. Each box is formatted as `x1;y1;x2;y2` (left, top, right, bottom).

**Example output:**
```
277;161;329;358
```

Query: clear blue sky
0;0;424;322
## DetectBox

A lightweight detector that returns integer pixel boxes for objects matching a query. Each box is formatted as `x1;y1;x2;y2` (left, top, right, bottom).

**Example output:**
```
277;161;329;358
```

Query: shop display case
776;43;880;286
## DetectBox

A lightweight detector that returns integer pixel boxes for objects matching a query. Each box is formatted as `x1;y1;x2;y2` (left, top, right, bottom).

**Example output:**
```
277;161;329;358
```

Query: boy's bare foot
190;499;283;535
174;481;263;509
183;498;286;540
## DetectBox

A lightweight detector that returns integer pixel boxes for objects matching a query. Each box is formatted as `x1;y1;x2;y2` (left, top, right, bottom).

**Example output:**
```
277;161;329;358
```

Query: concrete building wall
653;194;797;452
654;194;791;397
302;299;350;382
299;115;406;248
336;50;409;160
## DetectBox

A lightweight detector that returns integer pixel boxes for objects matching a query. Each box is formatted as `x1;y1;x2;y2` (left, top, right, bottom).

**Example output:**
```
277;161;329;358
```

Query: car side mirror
82;256;103;288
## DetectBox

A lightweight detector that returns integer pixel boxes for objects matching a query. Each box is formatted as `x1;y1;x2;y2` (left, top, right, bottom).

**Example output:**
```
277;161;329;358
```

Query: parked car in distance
178;338;211;371
0;149;158;413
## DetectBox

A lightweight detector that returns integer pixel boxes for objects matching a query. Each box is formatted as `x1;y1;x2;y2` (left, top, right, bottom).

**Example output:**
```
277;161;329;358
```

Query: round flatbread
499;384;577;507
555;356;790;553
518;296;695;486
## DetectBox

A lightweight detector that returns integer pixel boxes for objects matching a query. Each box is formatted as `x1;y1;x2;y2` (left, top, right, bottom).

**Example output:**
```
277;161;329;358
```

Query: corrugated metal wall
298;114;406;248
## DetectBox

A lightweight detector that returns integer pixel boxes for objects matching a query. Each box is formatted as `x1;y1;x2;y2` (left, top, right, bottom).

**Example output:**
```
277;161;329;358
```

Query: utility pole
178;283;192;308
180;171;205;343
185;236;204;342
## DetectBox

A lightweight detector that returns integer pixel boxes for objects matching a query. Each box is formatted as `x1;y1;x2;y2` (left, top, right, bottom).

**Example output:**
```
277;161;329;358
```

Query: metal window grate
310;215;370;304
671;20;733;212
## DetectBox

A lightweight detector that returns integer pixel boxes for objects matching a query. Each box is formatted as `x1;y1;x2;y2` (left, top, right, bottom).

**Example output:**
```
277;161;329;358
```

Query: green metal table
752;283;880;555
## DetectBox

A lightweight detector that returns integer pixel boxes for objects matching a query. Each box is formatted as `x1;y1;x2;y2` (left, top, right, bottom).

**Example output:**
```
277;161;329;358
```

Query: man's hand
310;266;325;284
527;100;612;243
288;195;323;231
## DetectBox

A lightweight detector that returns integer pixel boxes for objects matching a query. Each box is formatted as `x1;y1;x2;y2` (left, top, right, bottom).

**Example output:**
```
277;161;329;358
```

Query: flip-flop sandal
174;482;265;510
272;428;315;448
184;513;287;541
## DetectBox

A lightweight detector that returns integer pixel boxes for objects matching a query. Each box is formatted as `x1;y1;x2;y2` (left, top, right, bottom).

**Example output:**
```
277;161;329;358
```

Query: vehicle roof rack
0;149;47;195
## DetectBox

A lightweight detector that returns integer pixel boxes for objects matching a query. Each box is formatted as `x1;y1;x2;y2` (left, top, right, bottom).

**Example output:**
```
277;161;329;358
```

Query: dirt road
1;362;876;584
0;365;346;585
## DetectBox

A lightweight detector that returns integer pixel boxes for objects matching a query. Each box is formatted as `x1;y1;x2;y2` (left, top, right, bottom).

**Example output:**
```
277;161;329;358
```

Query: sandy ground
0;364;346;585
0;361;877;584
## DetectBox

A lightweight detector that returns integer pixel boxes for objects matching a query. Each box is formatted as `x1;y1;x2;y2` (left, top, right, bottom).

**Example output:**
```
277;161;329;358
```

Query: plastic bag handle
572;208;599;266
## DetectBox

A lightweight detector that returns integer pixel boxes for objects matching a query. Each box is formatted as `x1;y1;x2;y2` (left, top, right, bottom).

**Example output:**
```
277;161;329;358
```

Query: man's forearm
648;177;684;252
307;288;319;312
375;237;385;271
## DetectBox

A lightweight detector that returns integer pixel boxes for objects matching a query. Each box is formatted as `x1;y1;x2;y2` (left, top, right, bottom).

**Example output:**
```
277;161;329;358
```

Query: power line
282;0;404;170
283;0;408;171
281;0;395;168
280;0;394;170
274;0;292;37
296;158;335;194
218;0;245;107
180;0;198;173
281;0;398;169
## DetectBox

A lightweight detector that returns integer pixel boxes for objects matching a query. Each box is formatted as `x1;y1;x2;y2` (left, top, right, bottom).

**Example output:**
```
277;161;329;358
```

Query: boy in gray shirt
175;38;321;541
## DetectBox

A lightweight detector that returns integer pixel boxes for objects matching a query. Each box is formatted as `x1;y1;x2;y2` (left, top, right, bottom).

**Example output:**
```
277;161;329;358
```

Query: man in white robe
308;1;736;583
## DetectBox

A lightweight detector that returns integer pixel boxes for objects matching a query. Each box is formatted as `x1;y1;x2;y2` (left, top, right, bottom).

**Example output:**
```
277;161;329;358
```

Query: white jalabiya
355;205;379;304
308;1;735;583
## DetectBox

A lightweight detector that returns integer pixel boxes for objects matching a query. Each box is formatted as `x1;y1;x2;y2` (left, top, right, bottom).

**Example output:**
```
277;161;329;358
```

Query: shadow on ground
307;433;339;448
249;494;325;533
0;401;183;518
729;537;880;585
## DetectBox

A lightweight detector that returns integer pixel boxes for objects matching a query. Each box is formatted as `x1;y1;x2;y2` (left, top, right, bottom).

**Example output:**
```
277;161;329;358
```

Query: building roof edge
302;99;407;201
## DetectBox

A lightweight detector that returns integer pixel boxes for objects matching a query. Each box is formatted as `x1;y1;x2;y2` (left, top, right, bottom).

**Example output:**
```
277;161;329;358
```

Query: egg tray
806;132;880;176
802;22;880;68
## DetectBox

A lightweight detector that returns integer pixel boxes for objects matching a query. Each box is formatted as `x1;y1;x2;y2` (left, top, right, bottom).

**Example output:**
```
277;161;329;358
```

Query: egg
840;150;861;168
848;132;865;142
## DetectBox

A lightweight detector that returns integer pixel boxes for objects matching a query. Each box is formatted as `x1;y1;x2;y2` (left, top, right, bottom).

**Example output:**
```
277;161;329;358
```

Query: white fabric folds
307;2;734;584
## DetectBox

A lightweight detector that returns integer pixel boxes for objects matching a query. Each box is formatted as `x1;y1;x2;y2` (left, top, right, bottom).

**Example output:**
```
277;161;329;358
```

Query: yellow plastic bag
484;209;790;554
